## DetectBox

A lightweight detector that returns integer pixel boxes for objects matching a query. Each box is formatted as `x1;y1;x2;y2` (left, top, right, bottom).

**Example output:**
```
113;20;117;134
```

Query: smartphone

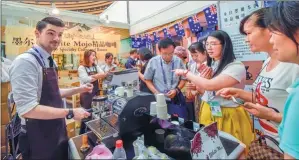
231;96;245;105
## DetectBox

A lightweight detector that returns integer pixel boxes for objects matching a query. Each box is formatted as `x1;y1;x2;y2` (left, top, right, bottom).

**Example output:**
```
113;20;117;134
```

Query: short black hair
239;7;270;35
36;17;65;32
188;41;205;54
138;47;153;61
105;52;113;59
266;1;299;47
158;38;176;51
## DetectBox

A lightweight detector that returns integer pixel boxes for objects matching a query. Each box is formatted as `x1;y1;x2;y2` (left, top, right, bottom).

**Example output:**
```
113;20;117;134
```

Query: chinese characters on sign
12;37;35;46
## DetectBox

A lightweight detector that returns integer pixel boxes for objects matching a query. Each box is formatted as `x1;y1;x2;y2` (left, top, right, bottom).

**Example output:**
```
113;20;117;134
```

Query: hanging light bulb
51;3;60;15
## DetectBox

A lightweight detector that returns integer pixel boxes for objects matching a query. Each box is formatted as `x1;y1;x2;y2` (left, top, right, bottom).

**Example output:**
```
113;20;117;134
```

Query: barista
78;49;108;134
9;17;92;160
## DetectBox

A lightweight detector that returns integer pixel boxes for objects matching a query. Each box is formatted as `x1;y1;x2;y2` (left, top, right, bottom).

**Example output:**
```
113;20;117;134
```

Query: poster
4;26;121;63
219;1;268;61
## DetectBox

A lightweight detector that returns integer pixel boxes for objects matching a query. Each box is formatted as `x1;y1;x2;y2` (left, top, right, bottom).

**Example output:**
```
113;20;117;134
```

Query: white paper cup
115;87;124;96
150;102;157;116
156;104;168;119
156;93;167;106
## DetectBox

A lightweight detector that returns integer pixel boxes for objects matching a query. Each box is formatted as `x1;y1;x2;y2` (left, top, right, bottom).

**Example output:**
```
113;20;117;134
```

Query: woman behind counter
78;49;108;134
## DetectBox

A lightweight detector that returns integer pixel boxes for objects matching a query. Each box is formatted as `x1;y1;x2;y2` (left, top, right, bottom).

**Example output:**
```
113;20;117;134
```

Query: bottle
113;140;127;159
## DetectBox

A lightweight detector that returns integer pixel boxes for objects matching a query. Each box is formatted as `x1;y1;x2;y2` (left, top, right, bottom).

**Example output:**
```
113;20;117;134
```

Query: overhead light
51;3;60;15
105;15;110;23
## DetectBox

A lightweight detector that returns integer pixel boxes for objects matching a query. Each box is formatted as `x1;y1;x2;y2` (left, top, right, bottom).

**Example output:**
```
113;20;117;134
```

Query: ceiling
19;1;114;15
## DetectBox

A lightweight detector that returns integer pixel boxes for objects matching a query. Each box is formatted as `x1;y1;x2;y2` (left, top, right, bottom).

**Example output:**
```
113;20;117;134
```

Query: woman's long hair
83;49;97;67
206;30;236;77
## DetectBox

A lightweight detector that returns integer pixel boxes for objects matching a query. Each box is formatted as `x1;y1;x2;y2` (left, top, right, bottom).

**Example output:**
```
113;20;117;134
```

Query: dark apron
79;66;99;109
19;52;68;160
79;66;99;134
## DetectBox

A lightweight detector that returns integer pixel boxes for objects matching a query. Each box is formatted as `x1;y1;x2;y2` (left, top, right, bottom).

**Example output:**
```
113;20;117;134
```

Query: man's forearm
177;80;187;90
145;80;159;94
22;105;68;120
60;87;82;98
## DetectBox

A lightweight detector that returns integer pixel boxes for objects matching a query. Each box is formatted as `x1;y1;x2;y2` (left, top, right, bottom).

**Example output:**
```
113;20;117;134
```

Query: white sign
219;1;267;61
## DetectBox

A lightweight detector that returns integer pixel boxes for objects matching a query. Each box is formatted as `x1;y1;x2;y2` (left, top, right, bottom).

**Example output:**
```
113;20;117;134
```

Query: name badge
209;101;222;117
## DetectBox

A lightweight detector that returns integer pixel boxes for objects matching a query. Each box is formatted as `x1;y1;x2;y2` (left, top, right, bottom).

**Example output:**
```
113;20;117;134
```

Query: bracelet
183;70;189;77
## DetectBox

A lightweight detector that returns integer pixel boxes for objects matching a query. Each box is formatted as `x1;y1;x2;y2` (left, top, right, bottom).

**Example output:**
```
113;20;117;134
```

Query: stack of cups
155;94;168;120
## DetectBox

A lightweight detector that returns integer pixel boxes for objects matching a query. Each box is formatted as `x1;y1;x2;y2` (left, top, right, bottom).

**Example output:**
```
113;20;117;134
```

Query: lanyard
160;57;174;90
32;47;46;66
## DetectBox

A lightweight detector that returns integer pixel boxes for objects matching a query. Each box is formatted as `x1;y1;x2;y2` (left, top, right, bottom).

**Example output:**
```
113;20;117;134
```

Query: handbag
247;134;283;160
167;88;188;120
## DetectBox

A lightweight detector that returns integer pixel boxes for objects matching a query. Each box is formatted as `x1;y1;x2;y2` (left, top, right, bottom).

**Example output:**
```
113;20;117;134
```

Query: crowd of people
8;1;299;159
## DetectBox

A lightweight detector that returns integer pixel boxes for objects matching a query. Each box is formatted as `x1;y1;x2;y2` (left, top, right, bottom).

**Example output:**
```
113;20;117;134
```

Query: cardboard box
65;119;76;138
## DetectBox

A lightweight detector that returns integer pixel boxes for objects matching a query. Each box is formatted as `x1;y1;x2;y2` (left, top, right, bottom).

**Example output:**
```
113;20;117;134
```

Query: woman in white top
173;30;255;148
78;49;107;134
217;8;299;146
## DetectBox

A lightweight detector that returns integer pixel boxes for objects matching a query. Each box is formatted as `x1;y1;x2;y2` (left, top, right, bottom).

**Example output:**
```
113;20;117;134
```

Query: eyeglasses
205;43;222;48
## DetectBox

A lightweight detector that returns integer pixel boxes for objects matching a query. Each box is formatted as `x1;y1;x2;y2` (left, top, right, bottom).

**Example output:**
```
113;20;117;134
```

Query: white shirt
100;63;117;73
201;60;246;107
9;44;57;125
78;65;104;85
252;57;299;140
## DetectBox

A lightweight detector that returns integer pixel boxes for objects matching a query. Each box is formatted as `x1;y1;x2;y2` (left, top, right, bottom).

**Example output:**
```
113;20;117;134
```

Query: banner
4;26;120;62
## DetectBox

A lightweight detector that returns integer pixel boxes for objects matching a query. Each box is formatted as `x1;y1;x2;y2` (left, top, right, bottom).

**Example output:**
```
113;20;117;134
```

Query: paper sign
191;122;227;159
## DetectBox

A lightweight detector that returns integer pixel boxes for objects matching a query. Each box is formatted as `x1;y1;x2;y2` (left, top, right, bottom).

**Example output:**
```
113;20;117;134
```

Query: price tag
209;101;222;117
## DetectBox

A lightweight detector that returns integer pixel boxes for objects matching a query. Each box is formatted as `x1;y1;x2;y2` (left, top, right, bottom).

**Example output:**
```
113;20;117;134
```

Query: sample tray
85;118;118;139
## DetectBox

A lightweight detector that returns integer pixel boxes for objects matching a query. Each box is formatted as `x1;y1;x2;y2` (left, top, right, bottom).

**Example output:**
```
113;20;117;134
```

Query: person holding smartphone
256;2;299;159
216;8;299;150
173;30;255;148
78;49;108;134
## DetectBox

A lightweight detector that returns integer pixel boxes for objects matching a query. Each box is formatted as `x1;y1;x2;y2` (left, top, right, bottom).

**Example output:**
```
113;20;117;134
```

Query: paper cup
150;102;157;116
156;93;167;106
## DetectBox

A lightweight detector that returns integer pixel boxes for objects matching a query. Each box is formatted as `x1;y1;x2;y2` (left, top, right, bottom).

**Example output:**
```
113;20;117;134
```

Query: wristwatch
66;108;74;119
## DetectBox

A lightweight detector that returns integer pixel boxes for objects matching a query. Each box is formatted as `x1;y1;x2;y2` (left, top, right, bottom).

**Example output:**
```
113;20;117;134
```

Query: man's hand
243;102;281;122
172;69;185;76
216;88;240;100
166;89;177;99
80;83;93;93
73;108;91;121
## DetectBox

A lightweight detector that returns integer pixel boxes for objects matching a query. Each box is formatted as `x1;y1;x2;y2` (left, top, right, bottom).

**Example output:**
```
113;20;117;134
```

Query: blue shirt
279;78;299;159
125;57;136;69
144;55;186;93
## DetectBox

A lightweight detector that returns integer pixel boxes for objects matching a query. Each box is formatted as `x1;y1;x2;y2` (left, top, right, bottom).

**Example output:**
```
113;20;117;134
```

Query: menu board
219;1;268;61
